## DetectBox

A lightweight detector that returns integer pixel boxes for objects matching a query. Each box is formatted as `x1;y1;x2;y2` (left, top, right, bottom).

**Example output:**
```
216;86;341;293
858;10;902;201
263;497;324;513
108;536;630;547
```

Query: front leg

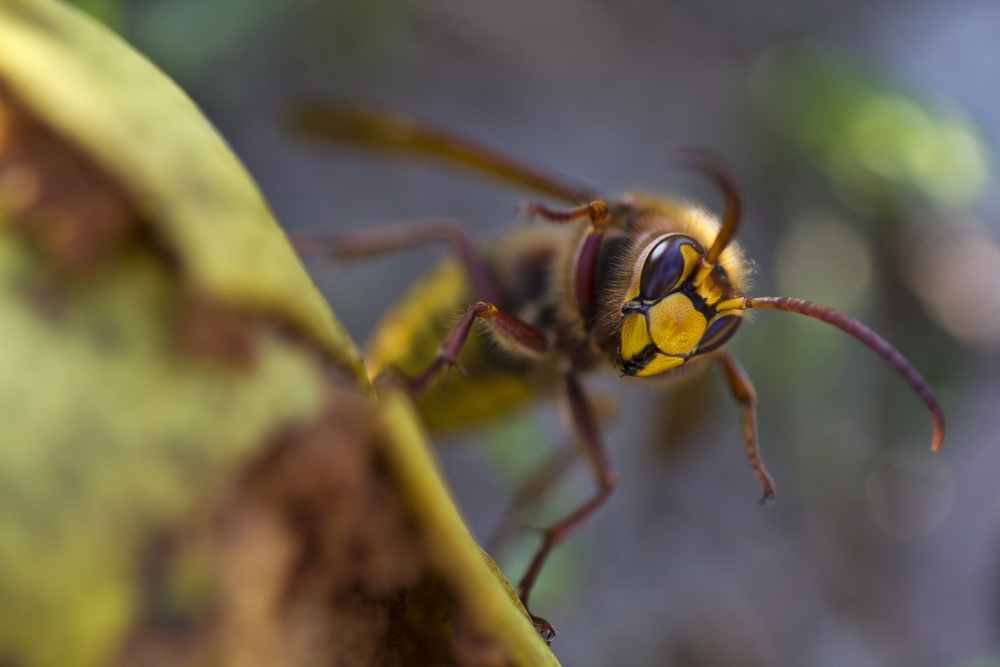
399;301;550;391
717;351;777;503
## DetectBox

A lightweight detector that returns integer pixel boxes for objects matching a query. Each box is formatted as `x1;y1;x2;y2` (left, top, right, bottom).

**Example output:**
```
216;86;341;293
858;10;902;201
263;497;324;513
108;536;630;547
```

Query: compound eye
697;314;742;354
639;235;701;300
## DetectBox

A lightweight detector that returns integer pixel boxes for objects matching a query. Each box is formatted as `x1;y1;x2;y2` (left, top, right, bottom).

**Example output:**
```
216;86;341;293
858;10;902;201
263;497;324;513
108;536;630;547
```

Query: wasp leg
398;301;549;392
524;200;610;321
717;351;777;503
525;200;608;226
518;373;618;643
484;443;579;558
488;389;618;556
289;218;501;303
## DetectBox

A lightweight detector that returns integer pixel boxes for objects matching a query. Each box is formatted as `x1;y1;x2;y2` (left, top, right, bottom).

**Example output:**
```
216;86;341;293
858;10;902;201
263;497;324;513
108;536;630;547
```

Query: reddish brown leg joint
525;199;609;226
717;351;776;503
517;373;617;642
400;301;549;392
523;199;611;323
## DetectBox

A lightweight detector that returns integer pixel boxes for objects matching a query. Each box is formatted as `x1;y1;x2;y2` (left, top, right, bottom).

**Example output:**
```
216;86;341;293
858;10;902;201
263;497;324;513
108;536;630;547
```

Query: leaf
0;0;367;385
0;1;561;665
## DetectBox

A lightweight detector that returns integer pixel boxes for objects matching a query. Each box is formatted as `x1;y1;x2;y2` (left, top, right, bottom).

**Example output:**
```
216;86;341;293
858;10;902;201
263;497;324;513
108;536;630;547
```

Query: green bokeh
752;43;990;211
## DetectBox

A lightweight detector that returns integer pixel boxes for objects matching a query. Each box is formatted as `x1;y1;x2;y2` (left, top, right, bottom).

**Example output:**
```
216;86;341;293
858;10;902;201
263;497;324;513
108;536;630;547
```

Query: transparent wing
290;100;601;204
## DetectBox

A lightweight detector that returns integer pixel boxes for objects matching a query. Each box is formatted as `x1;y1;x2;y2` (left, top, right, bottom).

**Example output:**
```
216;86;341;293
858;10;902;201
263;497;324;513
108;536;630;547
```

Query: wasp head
618;233;743;376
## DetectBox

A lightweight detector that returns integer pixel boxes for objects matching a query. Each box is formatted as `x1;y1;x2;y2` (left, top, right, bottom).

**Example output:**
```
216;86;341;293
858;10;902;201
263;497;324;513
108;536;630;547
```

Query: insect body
360;225;571;433
291;102;944;643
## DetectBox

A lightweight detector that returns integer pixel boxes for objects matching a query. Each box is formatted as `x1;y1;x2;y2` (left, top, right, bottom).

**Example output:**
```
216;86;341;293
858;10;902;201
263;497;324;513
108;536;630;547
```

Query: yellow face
619;234;743;376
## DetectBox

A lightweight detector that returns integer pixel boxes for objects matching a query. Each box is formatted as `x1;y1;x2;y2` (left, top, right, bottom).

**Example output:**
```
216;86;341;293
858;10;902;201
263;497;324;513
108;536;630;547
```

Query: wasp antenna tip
931;430;944;452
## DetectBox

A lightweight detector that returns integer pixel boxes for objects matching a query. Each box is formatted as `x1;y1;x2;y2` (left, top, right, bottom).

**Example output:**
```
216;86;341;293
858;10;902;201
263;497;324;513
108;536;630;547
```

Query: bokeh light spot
907;229;1000;345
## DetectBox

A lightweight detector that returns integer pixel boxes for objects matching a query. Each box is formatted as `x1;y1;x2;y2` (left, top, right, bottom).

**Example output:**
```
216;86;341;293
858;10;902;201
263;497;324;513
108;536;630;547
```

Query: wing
289;100;601;204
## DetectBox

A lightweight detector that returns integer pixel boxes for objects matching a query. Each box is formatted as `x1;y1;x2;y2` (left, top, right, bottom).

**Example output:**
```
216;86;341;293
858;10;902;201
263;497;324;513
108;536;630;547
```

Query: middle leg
397;301;550;391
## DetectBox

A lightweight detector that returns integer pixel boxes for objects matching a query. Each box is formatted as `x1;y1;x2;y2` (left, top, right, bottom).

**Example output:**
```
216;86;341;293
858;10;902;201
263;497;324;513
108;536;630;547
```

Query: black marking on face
678;281;708;313
621;344;658;375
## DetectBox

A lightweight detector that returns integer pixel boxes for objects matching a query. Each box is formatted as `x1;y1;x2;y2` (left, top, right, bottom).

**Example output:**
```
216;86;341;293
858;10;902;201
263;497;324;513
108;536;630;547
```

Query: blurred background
69;1;1000;665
